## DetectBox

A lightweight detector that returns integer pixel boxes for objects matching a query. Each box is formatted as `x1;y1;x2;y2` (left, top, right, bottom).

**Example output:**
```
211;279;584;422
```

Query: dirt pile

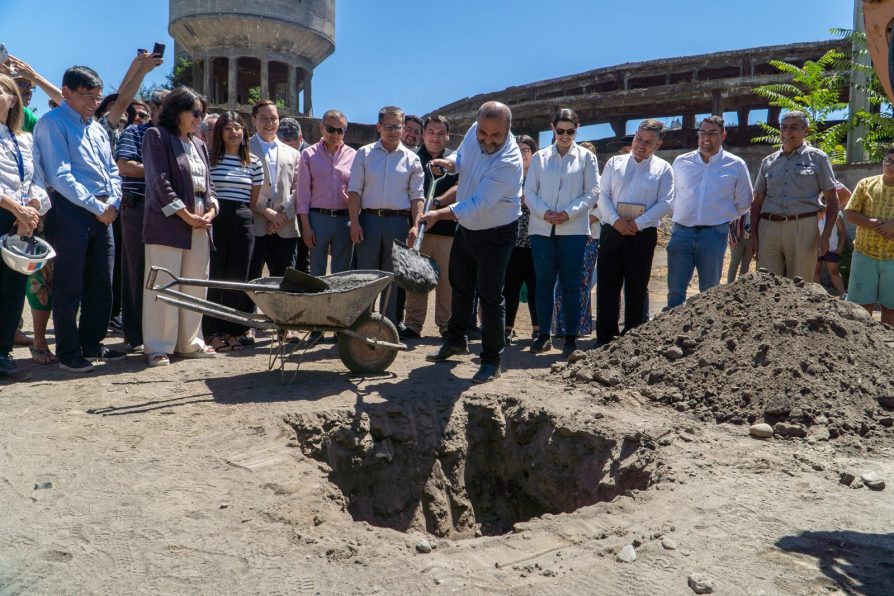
564;271;894;440
287;394;659;538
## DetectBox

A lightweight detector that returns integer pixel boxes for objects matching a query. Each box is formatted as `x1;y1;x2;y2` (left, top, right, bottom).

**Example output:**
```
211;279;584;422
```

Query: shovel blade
392;240;439;293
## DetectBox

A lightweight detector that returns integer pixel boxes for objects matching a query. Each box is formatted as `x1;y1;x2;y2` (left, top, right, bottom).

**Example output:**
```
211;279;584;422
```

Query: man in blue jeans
420;101;522;384
667;115;753;308
33;66;125;373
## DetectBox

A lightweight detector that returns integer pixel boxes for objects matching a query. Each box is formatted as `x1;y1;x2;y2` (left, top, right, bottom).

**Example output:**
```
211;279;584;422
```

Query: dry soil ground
1;250;892;595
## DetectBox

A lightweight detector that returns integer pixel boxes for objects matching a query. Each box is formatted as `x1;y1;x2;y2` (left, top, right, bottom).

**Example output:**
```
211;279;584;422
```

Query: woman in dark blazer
141;87;218;367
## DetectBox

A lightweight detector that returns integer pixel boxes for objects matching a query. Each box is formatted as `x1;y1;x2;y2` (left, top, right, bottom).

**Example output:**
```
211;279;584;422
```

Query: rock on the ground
664;346;684;360
661;538;677;550
749;423;773;438
566;350;587;364
688;572;715;594
773;422;807;438
839;472;856;486
415;539;432;554
861;471;886;491
616;544;637;563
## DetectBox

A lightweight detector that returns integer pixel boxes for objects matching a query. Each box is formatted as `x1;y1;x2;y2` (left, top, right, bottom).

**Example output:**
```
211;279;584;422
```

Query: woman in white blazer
523;108;599;356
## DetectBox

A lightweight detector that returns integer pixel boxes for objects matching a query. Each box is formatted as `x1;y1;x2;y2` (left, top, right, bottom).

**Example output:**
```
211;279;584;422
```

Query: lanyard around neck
2;129;24;183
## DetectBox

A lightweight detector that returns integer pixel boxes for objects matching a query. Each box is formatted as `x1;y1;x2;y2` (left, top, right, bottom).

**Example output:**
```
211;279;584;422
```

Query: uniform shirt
347;140;424;210
446;122;523;231
847;175;894;260
671;148;753;226
597;153;673;230
32;100;121;215
115;122;150;197
754;143;837;215
210;154;263;203
295;140;356;213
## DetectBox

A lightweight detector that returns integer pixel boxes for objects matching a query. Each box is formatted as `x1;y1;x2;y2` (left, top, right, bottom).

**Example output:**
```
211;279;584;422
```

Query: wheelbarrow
146;266;407;378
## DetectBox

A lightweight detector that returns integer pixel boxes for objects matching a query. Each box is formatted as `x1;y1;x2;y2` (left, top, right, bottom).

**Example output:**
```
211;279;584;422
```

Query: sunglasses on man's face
554;127;576;137
324;125;345;135
134;112;150;120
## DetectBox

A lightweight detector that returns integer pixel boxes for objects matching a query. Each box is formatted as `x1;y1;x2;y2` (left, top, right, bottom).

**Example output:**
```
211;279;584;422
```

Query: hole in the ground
286;395;659;538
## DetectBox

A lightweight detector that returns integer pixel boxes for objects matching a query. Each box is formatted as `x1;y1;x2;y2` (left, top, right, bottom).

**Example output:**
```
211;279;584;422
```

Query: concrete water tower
168;0;335;117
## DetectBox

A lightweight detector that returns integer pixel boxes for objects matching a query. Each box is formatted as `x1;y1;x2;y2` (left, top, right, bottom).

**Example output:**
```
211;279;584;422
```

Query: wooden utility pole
847;0;871;163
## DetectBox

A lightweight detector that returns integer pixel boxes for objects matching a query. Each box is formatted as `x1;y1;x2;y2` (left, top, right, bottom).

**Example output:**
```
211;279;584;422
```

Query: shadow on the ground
775;530;894;595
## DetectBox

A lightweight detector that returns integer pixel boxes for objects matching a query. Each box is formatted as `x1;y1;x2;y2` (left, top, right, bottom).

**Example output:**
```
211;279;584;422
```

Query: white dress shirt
671;148;753;226
347;140;424;209
524;142;600;236
597;153;674;230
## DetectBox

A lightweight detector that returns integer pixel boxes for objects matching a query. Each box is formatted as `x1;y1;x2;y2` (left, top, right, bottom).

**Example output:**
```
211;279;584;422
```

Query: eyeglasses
134;111;150;120
72;89;103;104
697;129;722;137
324;125;345;135
381;124;403;132
191;108;204;118
554;127;576;136
15;80;32;91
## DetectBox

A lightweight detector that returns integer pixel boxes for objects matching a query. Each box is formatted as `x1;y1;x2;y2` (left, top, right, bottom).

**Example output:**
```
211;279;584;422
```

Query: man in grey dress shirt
347;106;424;325
751;111;838;280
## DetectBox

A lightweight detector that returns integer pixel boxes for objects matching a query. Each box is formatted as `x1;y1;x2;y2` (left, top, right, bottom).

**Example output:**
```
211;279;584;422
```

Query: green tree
167;57;193;88
831;28;894;162
751;48;851;163
247;86;286;111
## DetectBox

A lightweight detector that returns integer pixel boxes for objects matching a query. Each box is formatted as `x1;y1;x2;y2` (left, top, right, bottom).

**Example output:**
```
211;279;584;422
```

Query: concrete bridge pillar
303;71;313;117
260;59;270;100
227;57;237;109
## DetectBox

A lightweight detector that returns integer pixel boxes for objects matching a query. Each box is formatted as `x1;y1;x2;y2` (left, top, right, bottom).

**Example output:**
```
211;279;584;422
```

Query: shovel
392;167;447;294
279;267;330;293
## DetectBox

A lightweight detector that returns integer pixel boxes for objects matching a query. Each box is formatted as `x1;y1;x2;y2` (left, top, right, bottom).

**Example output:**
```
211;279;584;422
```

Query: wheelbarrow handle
147;265;280;293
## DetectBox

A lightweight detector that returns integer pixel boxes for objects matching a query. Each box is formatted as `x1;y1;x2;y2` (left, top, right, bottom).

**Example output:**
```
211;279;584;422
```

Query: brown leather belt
362;208;410;217
310;207;349;217
760;211;819;222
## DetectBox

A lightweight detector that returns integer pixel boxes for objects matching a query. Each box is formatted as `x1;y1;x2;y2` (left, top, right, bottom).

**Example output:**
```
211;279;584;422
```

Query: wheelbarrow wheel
337;312;399;373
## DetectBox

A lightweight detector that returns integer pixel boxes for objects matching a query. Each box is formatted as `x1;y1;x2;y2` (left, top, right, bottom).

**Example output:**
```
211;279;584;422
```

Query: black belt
362;208;410;217
311;207;349;217
760;211;819;222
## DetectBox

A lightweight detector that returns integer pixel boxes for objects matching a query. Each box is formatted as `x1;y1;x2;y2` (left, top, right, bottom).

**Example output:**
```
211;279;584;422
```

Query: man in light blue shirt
420;101;523;383
33;65;124;373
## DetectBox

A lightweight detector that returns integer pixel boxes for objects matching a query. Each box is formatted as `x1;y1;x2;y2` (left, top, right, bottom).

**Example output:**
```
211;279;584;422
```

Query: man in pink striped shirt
296;109;357;275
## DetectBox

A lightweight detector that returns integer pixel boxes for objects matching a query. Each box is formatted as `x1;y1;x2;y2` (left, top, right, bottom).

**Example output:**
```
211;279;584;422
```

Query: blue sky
4;0;853;143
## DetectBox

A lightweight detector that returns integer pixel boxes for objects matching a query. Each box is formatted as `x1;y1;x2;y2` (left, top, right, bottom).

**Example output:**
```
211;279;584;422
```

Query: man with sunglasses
347;105;424;325
114;88;169;351
666;115;753;308
33;66;125;372
0;53;63;133
296;109;357;276
751;111;839;280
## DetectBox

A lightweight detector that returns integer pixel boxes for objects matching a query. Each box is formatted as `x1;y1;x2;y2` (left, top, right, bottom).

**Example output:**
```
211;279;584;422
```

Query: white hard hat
0;234;56;275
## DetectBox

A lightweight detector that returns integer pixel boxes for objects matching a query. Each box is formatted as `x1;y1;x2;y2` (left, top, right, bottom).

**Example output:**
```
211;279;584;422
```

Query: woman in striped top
205;111;264;351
